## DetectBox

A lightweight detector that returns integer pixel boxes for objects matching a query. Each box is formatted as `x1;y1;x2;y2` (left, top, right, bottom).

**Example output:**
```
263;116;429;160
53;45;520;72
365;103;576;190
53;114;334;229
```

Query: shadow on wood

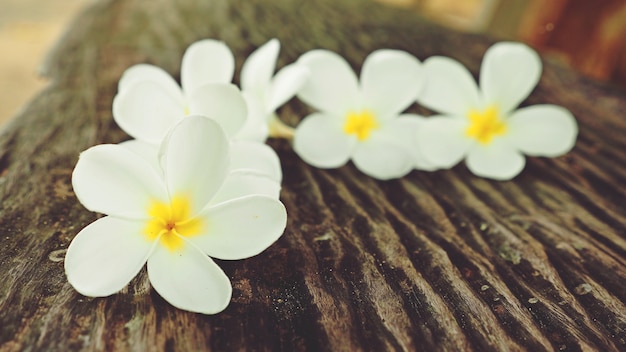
0;0;625;350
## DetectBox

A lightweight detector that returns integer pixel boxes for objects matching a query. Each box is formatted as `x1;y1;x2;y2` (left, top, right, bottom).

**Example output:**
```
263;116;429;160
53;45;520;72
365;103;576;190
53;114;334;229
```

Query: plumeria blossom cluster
293;41;577;180
66;39;305;314
66;38;578;315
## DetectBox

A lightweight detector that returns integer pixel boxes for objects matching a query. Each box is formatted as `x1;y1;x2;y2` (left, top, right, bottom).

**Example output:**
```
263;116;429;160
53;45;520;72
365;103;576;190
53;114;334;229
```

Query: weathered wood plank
1;0;626;350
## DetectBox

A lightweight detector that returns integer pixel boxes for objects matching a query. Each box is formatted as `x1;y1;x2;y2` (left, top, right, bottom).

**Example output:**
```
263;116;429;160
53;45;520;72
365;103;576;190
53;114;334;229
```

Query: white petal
267;63;310;112
480;42;542;113
117;64;182;98
415;116;472;169
352;134;414;180
147;244;232;314
230;140;282;182
293;113;354;168
72;144;168;219
193;195;287;260
241;38;279;92
506;104;578;157
236;92;270;142
118;139;160;175
181;39;234;95
113;81;185;144
65;217;153;297
393;115;440;171
361;49;423;117
296;50;359;115
418;56;481;116
466;141;526;180
211;170;281;205
118;140;165;197
160;116;230;216
187;83;248;137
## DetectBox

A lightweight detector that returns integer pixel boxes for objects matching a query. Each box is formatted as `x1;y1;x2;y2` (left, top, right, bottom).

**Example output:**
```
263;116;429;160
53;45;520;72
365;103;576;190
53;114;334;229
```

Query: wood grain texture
1;0;626;350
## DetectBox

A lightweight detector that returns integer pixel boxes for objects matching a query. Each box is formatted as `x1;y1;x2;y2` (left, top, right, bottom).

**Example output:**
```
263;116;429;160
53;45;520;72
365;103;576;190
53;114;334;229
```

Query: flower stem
268;115;295;140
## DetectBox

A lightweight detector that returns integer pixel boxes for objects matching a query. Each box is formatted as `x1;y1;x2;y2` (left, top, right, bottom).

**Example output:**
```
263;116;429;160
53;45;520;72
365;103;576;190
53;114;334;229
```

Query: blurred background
0;0;625;126
0;0;84;125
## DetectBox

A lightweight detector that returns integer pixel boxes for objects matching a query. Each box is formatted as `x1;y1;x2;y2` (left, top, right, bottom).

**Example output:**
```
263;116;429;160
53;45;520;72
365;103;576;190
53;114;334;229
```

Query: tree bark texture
1;0;625;350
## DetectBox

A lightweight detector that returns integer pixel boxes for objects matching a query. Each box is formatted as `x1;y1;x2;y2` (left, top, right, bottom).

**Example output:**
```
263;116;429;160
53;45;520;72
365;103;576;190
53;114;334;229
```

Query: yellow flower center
343;110;379;141
144;194;204;252
465;105;507;145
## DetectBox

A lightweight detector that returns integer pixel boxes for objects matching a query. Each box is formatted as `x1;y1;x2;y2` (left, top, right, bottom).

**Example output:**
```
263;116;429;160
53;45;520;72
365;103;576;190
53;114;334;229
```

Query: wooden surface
1;0;626;350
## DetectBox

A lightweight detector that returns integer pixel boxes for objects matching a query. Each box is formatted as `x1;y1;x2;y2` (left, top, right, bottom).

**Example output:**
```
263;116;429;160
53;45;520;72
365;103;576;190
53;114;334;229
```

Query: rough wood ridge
1;0;625;350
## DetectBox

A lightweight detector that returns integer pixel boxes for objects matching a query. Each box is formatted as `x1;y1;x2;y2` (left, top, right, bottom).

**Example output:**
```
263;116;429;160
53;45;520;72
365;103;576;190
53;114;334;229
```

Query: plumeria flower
65;116;287;314
113;39;282;182
113;41;242;143
293;49;428;180
414;42;578;180
237;38;310;142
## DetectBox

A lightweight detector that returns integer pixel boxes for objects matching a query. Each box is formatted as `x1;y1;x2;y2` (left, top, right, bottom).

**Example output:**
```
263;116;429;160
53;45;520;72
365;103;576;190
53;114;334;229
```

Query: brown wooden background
1;0;625;350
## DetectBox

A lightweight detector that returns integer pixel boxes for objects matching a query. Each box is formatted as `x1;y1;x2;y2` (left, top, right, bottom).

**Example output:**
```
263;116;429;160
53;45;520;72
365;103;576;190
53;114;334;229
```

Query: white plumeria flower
65;116;287;314
415;42;578;180
237;38;310;142
114;42;242;143
293;49;427;180
113;39;282;182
